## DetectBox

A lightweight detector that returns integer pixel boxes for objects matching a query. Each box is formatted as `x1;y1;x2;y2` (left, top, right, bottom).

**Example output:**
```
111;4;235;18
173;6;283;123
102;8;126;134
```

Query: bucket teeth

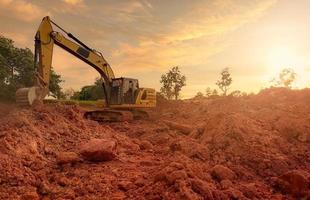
15;87;44;106
16;88;31;106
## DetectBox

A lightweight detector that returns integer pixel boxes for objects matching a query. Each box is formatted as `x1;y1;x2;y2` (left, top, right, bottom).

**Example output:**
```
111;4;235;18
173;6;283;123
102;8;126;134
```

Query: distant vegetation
272;68;297;88
194;66;301;99
0;35;64;101
216;67;232;96
160;66;186;100
70;78;105;101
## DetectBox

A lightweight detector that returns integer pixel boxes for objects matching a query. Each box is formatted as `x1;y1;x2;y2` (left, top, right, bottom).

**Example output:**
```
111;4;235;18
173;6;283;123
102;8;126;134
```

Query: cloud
111;0;277;74
1;31;29;47
0;0;44;22
63;0;83;5
155;0;277;44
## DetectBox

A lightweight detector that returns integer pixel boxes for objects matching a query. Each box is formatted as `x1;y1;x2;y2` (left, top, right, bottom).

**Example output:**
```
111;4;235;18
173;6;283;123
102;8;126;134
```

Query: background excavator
16;16;156;122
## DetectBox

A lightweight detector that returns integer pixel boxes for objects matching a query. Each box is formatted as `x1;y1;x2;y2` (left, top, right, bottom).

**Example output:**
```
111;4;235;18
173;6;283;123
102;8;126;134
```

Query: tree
160;66;186;100
216;68;232;96
63;88;75;100
273;68;297;88
0;35;64;101
195;92;204;98
160;74;173;100
49;69;65;99
229;90;242;97
71;77;105;100
212;89;218;96
205;87;212;97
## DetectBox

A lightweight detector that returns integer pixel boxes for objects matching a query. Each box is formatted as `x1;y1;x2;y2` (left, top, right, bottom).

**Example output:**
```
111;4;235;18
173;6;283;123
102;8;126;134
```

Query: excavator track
84;109;151;122
130;109;150;120
84;109;134;122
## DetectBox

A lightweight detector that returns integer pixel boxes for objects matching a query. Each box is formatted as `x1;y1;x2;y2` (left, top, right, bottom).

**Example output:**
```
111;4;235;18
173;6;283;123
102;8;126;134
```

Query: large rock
162;120;193;135
210;165;235;181
79;138;117;162
275;170;310;197
56;151;80;165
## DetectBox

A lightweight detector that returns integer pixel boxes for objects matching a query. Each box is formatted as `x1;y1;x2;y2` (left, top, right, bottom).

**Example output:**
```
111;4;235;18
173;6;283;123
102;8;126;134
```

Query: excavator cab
110;78;139;105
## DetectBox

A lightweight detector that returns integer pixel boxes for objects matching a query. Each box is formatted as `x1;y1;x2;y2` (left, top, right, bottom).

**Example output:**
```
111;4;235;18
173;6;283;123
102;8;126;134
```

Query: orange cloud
0;0;45;22
63;0;83;5
111;0;277;74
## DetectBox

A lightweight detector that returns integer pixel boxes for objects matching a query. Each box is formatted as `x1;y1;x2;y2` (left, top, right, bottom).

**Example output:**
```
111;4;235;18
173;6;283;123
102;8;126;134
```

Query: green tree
159;74;173;100
49;69;65;99
216;68;232;96
71;77;105;100
160;66;186;100
0;35;64;101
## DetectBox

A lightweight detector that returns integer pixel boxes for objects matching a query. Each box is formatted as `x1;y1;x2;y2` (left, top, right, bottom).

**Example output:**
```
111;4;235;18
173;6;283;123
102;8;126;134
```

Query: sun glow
266;47;307;88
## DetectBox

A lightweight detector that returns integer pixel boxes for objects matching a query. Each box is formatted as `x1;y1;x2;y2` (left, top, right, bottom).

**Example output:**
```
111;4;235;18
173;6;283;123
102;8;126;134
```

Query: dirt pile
0;87;309;199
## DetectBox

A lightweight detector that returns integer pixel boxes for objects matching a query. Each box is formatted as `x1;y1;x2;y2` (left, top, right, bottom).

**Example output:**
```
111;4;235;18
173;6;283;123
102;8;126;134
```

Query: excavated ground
0;88;309;200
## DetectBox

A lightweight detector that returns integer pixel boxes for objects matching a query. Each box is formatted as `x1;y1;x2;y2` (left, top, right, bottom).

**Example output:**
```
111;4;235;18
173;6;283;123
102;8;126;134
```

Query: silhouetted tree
229;90;242;97
205;87;212;97
212;89;218;96
195;91;204;98
273;68;297;88
160;66;186;100
216;67;232;96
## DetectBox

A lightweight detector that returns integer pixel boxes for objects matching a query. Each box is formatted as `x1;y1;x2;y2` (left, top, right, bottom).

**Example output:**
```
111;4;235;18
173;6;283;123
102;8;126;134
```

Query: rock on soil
79;138;117;162
274;170;310;197
56;151;80;165
162;120;193;135
211;165;236;181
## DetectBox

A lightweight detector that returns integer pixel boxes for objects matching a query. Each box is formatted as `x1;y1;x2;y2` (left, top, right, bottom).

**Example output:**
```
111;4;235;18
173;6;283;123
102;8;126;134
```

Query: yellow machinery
16;16;156;121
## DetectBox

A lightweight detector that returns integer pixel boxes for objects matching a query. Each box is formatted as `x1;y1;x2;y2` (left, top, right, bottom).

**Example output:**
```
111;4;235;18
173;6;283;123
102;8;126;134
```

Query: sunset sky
1;0;310;98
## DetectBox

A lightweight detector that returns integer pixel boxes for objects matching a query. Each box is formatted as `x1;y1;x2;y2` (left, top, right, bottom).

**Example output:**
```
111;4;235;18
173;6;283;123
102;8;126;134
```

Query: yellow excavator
16;16;156;121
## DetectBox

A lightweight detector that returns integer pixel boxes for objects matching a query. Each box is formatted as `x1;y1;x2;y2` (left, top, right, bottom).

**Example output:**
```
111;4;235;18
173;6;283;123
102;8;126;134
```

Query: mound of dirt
0;88;309;199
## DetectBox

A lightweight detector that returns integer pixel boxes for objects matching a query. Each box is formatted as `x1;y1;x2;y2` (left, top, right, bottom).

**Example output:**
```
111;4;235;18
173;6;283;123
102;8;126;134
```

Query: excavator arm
16;16;115;105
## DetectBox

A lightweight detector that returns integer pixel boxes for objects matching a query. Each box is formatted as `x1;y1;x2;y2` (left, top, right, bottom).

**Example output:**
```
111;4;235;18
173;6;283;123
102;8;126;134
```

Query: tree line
160;66;298;99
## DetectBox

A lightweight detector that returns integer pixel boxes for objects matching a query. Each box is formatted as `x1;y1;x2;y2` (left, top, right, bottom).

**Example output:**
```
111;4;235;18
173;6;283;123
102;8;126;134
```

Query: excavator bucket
15;87;46;106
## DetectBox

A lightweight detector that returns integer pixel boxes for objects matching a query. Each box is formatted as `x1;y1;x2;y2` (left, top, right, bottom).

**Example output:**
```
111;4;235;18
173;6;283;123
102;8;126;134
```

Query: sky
1;0;310;98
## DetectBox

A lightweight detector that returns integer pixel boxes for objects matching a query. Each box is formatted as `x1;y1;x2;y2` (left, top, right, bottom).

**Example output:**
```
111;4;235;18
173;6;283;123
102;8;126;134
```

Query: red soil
0;88;309;199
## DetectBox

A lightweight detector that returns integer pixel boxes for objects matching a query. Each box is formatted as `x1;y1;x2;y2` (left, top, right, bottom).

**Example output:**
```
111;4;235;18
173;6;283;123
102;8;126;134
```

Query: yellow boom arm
16;16;115;105
35;16;114;89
